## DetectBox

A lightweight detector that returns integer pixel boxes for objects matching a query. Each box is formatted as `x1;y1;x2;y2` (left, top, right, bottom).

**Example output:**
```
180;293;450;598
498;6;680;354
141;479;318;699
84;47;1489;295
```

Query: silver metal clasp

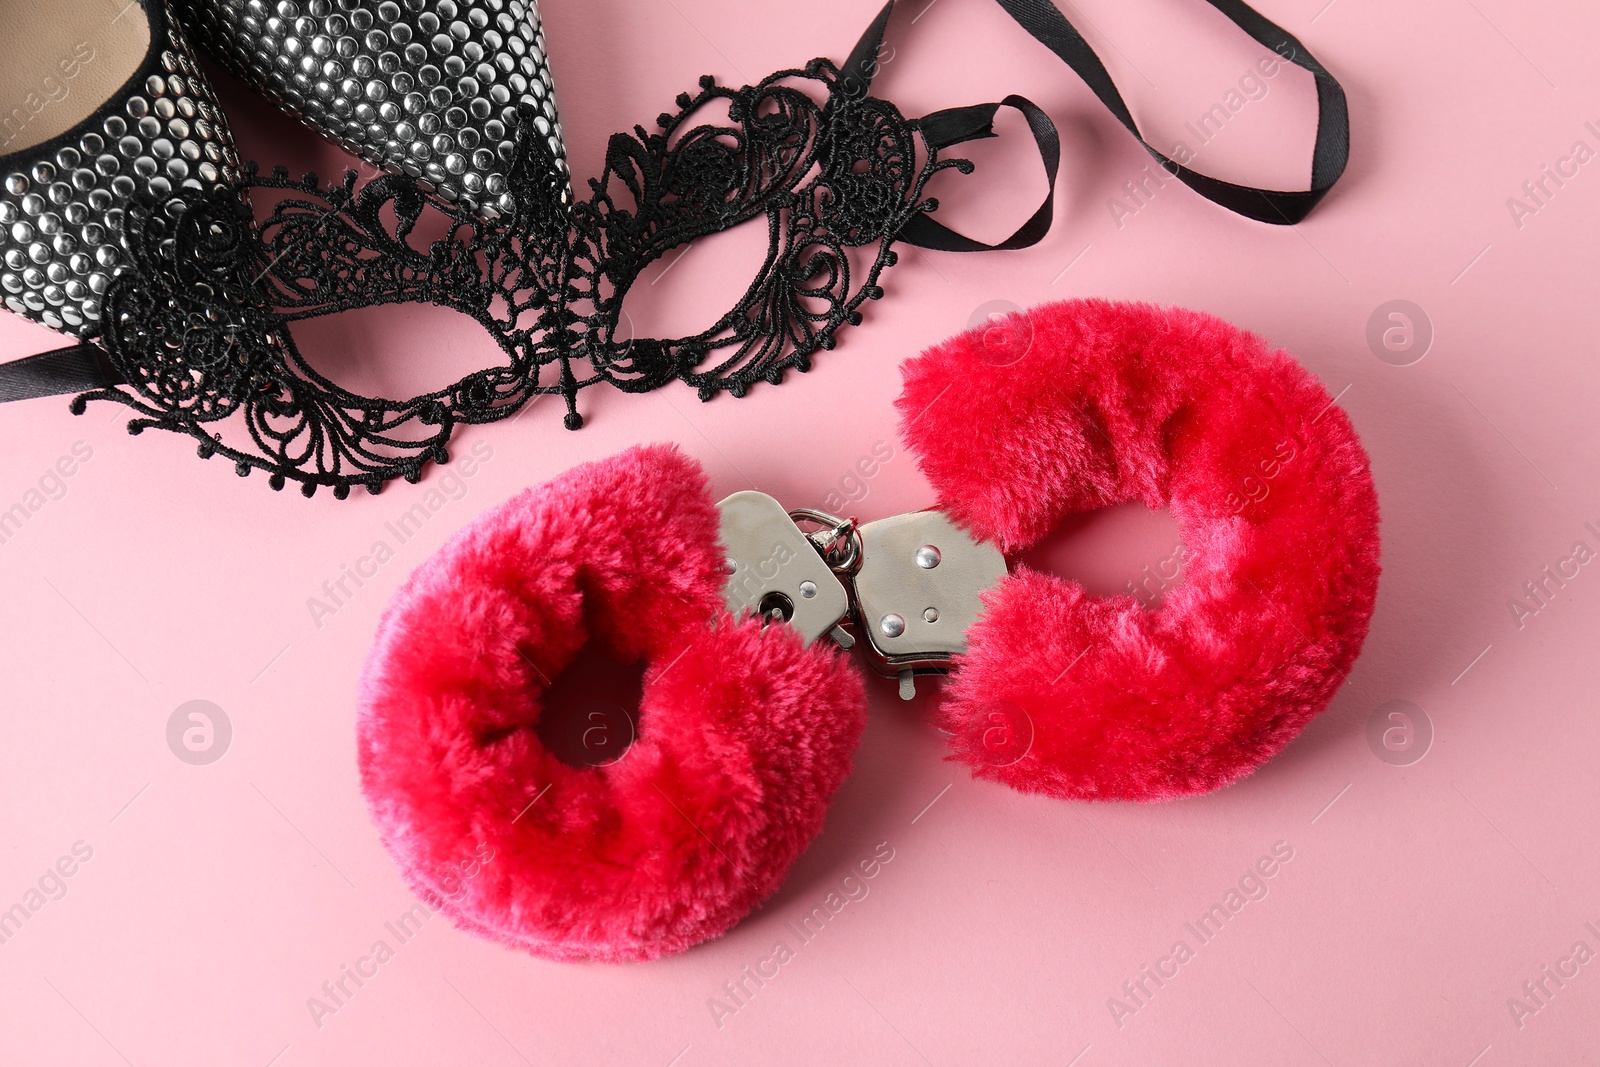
847;510;1008;699
715;493;1007;697
716;491;853;646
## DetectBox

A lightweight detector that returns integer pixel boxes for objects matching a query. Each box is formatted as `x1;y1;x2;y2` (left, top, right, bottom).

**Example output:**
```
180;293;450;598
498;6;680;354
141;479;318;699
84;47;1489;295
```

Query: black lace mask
0;0;1347;497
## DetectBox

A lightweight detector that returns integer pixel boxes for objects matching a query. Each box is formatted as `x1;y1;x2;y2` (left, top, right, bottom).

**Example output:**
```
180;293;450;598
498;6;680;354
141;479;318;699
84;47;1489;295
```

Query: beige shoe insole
0;0;153;154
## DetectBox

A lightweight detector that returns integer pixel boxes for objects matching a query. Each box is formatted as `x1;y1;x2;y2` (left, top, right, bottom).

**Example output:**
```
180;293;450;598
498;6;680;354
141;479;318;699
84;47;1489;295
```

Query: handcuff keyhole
758;591;795;623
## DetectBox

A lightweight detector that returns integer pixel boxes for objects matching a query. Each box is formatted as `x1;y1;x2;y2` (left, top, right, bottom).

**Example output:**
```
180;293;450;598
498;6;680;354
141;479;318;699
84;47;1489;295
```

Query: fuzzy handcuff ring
356;299;1381;961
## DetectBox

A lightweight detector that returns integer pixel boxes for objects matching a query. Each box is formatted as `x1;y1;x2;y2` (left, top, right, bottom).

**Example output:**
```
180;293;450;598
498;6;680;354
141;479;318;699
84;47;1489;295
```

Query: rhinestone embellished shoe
0;0;244;338
172;0;569;218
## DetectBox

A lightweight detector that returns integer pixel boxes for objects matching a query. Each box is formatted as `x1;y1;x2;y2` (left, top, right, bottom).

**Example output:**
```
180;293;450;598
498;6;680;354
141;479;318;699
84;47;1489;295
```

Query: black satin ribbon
0;0;1348;404
849;0;1349;249
902;96;1062;252
0;342;122;403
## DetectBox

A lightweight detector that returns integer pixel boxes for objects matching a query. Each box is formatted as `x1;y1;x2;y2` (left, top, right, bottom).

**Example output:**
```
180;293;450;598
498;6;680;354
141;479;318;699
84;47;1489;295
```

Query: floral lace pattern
74;60;975;497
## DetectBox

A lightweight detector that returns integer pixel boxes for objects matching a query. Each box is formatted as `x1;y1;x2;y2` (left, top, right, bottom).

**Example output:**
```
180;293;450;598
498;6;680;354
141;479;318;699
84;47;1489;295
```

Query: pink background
1;0;1596;1063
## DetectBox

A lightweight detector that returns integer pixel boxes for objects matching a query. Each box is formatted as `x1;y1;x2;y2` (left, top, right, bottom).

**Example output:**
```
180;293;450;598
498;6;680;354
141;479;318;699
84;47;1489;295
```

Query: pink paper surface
1;1;1596;1063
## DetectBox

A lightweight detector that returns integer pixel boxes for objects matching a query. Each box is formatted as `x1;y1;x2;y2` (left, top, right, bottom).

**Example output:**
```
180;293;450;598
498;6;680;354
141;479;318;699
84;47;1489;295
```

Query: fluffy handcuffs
357;299;1381;962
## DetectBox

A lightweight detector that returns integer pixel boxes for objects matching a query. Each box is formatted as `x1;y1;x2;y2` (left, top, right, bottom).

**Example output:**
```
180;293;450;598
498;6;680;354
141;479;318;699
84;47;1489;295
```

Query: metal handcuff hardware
718;491;1006;700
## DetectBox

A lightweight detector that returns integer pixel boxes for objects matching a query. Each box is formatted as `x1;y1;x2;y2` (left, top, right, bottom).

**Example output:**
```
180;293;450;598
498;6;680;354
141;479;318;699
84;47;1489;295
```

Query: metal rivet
725;557;738;573
880;613;905;638
915;545;941;569
799;581;817;599
923;607;939;623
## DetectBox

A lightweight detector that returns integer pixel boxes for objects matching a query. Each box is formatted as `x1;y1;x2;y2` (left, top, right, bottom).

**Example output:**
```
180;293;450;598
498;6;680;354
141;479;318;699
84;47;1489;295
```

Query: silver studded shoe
0;0;244;340
172;0;569;218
